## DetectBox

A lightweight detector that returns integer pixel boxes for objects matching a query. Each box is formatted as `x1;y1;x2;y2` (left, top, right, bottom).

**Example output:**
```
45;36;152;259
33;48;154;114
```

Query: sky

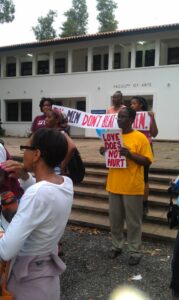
0;0;179;46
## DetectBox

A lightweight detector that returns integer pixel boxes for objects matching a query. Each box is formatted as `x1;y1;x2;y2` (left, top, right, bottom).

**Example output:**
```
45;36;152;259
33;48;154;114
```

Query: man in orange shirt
106;107;153;265
107;91;126;114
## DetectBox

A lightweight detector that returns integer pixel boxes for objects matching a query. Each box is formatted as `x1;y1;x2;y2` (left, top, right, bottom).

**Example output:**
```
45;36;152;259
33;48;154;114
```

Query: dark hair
39;97;54;112
31;128;68;168
51;109;68;126
114;90;123;97
131;96;148;111
122;107;136;122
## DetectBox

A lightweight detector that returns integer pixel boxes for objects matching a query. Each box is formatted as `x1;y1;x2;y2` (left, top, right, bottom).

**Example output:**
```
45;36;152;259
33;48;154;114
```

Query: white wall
0;64;179;139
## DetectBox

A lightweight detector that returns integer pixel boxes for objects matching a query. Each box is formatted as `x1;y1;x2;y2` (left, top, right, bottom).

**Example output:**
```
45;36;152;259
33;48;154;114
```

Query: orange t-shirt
106;130;153;195
107;105;126;114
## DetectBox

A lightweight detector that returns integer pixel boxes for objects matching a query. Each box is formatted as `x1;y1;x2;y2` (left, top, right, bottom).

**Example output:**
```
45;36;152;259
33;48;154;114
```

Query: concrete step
74;185;108;198
85;161;179;176
73;197;108;213
72;162;178;241
86;167;174;183
86;168;107;177
148;195;170;207
149;173;174;183
73;197;169;224
149;183;168;193
74;183;169;198
69;210;178;241
74;191;171;207
80;176;169;194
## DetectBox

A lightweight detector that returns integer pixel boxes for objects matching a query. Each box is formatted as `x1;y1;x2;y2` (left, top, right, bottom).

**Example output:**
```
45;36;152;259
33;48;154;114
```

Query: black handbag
168;182;179;197
68;148;85;184
167;180;179;229
167;197;179;229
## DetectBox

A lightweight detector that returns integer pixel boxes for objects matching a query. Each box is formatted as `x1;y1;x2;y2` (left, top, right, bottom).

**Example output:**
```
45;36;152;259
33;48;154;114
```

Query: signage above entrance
113;82;152;89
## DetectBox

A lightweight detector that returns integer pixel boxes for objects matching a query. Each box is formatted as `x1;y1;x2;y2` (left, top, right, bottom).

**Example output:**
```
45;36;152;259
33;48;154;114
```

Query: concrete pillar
87;47;92;72
155;39;160;66
108;44;114;70
32;54;36;76
16;56;20;76
131;42;136;69
49;52;54;74
68;49;72;73
1;56;6;77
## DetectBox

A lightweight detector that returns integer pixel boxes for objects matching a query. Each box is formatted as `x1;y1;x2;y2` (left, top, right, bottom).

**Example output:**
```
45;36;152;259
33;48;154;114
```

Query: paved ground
60;225;174;300
2;137;179;170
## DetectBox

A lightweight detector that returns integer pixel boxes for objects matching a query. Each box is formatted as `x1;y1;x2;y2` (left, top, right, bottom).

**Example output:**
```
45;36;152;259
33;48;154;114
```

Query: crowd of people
0;92;177;299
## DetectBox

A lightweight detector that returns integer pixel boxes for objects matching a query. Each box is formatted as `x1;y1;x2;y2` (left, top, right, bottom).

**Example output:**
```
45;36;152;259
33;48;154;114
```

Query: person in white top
0;142;6;162
0;128;74;300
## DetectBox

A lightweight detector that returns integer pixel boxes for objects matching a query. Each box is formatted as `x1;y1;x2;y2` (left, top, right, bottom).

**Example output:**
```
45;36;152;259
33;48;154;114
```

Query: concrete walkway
3;137;179;170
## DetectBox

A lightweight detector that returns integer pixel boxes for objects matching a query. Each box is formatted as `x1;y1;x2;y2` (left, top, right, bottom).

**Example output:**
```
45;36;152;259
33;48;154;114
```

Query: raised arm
148;112;158;138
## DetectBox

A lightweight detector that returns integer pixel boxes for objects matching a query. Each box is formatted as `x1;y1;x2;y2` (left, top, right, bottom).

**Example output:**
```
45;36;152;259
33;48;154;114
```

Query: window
37;60;49;74
55;58;66;73
72;49;88;72
6;63;16;77
76;101;86;112
104;54;108;70
85;56;88;71
128;52;131;68
21;62;32;76
93;54;109;70
113;52;121;69
145;49;155;66
6;102;18;121
136;51;143;67
93;54;101;70
21;102;32;121
6;100;32;122
168;47;179;64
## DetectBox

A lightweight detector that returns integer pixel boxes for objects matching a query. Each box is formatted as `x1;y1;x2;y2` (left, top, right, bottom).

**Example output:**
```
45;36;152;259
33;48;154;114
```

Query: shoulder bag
68;148;85;184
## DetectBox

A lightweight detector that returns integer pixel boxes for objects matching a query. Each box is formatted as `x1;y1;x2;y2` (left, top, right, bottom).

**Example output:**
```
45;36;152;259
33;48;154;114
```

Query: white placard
132;111;150;131
101;130;126;168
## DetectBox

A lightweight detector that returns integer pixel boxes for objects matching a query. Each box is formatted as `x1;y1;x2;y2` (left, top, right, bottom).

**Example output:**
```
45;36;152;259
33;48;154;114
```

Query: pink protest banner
52;105;118;129
102;130;126;168
132;111;150;131
52;105;151;131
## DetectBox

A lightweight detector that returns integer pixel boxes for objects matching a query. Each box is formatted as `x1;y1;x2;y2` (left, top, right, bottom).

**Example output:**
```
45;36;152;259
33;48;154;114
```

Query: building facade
0;23;179;139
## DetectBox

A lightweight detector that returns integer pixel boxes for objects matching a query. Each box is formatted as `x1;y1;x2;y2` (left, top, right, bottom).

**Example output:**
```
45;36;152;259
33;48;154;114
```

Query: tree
60;0;88;38
96;0;118;32
32;10;57;41
0;0;15;23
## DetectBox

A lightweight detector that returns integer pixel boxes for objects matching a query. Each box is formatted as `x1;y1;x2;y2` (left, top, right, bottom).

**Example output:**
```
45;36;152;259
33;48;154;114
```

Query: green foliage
0;0;15;23
32;10;57;41
60;0;88;37
96;0;118;32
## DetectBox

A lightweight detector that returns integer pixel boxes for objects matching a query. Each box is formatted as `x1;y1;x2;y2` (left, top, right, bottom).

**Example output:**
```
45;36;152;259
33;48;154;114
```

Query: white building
0;23;179;140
